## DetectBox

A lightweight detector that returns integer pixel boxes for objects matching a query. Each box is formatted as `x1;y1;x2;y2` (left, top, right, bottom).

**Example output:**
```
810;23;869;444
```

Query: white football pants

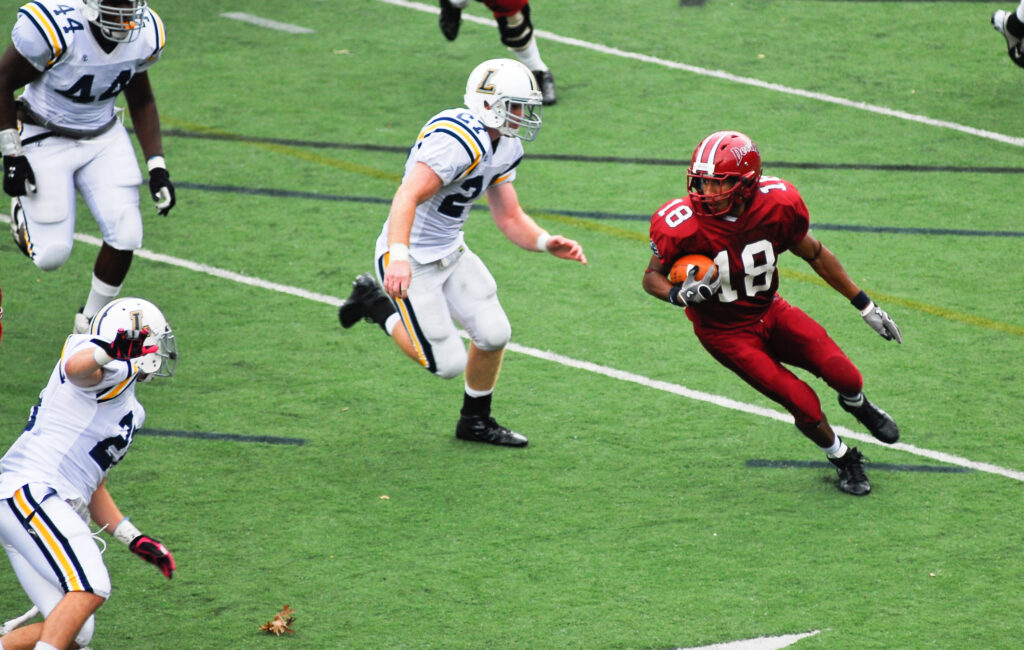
374;244;511;379
15;121;144;271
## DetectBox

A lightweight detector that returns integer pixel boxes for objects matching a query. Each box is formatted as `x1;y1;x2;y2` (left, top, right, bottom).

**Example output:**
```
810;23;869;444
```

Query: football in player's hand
668;254;718;284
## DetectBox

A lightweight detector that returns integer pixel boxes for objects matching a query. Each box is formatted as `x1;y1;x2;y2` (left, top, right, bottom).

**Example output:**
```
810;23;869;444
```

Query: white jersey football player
0;297;177;650
0;0;176;334
338;58;587;447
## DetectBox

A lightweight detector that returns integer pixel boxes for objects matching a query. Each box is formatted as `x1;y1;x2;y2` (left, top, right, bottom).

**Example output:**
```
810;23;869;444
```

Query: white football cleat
73;307;91;334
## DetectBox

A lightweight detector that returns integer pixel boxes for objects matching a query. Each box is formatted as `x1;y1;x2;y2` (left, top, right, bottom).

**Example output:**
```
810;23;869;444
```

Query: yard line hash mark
220;12;314;34
1;216;1012;483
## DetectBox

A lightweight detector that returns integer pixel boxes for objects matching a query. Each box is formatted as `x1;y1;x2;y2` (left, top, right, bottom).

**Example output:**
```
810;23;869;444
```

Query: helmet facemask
489;97;542;142
82;0;148;43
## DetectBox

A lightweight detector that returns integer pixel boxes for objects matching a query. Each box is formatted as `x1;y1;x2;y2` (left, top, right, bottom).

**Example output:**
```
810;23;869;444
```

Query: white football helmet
464;58;543;141
82;0;148;43
89;297;177;378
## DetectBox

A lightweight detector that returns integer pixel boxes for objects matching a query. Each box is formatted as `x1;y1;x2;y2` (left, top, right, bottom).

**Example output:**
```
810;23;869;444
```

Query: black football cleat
839;394;899;444
338;273;392;329
439;0;462;41
829;447;871;496
532;69;557;105
455;414;528;447
992;10;1024;69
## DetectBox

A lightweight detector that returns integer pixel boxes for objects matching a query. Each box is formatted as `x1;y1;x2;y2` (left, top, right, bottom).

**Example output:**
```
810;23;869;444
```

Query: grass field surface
1;1;1023;648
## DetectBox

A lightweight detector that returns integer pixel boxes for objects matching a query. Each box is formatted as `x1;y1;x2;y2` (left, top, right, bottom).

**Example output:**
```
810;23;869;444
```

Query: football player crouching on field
0;0;176;335
644;131;902;496
338;58;586;448
0;297;177;650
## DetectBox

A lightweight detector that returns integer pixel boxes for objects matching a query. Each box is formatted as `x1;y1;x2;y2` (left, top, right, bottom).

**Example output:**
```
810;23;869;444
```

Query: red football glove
129;535;176;579
91;327;158;362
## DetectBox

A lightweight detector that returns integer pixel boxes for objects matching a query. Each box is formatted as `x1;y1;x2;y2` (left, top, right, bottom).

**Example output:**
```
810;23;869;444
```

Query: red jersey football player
643;131;902;496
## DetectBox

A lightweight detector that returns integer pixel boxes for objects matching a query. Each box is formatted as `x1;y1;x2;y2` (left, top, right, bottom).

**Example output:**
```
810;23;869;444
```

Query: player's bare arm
0;44;41;129
123;71;163;159
487;182;587;263
384;161;443;298
88;480;126;531
642;254;674;301
791;233;861;300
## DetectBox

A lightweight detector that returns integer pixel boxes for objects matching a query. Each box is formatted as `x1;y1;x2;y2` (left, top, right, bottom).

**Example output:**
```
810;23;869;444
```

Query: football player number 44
658;178;787;303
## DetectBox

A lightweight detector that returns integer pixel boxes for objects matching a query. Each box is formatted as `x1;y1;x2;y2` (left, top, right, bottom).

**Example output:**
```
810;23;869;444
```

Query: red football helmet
686;131;762;218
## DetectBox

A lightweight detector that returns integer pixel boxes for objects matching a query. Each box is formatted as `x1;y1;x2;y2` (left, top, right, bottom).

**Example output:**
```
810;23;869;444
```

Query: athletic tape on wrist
0;128;24;156
113;518;142;546
535;231;552;252
93;346;115;367
388;243;409;262
146;155;167;172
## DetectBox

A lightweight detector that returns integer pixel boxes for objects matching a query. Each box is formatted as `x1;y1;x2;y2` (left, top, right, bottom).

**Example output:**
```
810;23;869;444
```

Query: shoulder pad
14;1;75;70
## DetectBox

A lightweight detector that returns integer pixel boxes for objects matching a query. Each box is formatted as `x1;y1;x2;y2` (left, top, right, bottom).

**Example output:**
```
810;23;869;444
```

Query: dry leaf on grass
259;605;296;636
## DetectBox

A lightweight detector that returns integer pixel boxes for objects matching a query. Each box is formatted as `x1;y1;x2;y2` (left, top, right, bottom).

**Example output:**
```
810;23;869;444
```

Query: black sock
461;392;492;419
369;298;397;330
1008;12;1024;38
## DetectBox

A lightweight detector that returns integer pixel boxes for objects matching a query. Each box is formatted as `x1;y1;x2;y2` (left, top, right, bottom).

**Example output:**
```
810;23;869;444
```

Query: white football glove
860;301;902;343
669;265;721;307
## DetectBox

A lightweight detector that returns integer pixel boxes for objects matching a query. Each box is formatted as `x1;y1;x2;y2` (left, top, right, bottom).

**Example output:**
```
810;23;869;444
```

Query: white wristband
112;517;142;545
388;243;409;262
535;231;552;252
146;155;166;172
93;346;115;367
0;128;24;156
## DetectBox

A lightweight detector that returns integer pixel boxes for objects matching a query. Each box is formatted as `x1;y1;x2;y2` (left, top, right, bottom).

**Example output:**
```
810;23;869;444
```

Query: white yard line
220;12;314;34
375;0;1024;149
3;217;1014;483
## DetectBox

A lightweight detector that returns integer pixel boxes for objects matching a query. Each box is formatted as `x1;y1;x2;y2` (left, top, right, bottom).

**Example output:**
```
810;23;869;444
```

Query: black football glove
129;534;176;579
3;154;36;197
91;327;158;363
668;264;721;307
148;167;175;216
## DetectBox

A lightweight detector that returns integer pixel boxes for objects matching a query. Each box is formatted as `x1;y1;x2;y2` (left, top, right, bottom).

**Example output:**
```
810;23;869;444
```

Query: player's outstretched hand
860;302;902;343
545;235;587;264
129;535;176;579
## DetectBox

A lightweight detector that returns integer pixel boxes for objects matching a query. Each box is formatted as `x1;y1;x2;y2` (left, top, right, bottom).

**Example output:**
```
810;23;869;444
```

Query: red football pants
694;297;863;425
477;0;529;18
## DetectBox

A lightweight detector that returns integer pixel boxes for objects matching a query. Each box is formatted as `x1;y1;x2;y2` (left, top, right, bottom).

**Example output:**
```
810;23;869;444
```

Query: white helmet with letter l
89;297;177;378
464;58;543;141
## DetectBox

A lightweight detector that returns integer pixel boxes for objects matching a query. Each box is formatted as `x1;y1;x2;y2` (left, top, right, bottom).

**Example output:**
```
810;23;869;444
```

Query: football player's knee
472;313;511;351
110;205;143;250
497;7;532;48
822;354;863;396
432;337;468;379
32;242;73;271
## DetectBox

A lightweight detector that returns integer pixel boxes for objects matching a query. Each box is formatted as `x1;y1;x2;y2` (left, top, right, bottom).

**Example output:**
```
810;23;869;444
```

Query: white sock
821;436;848;459
83;275;121;319
512;38;546;71
1018;1;1024;22
449;0;469;7
464;383;493;398
34;643;60;650
839;392;864;409
383;313;401;336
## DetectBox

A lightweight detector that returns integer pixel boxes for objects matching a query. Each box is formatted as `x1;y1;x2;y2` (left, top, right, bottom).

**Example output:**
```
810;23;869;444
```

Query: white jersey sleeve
410;110;490;185
12;1;74;71
134;7;166;73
